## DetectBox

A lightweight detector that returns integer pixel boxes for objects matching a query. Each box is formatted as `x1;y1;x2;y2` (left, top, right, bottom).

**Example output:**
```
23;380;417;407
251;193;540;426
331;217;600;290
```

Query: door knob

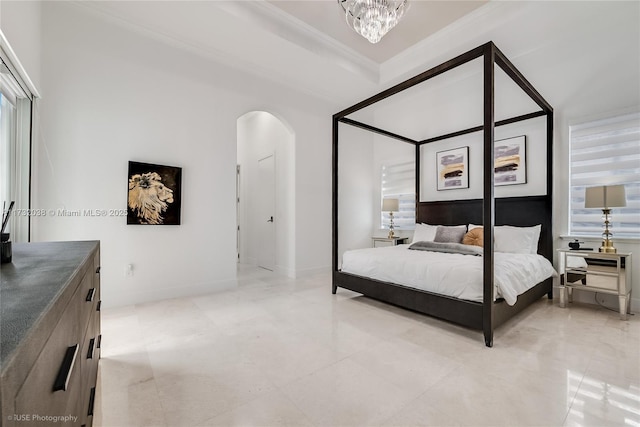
267;216;274;222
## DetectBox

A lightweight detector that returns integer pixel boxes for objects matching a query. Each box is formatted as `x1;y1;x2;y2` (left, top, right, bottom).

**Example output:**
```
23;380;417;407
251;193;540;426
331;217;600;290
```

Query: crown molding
216;1;380;83
380;1;516;84
0;29;40;98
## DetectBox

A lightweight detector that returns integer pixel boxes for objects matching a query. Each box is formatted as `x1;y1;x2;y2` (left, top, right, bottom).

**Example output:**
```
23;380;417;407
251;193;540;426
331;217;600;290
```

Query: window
1;88;16;206
0;55;33;243
569;113;640;238
381;160;415;230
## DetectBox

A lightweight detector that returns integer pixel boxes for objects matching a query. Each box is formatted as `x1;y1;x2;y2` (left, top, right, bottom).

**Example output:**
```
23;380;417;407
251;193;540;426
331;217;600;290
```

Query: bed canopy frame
332;41;554;347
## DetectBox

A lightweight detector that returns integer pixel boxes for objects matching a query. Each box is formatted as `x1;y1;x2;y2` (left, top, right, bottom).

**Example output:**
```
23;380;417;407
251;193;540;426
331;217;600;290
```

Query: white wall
419;116;548;202
293;110;332;277
237;111;295;276
337;123;374;265
34;2;333;307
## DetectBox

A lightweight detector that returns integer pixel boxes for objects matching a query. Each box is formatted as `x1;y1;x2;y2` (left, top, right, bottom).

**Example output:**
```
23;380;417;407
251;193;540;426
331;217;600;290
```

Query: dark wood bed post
415;144;421;224
332;115;339;294
482;43;496;348
546;112;554;299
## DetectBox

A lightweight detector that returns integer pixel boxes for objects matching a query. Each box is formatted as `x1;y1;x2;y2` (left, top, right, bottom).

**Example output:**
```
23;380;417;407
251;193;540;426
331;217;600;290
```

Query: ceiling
73;0;495;106
267;1;488;63
52;1;640;137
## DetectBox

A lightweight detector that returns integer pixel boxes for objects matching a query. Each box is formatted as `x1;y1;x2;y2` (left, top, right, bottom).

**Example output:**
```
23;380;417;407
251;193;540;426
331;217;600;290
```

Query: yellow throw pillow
462;227;484;247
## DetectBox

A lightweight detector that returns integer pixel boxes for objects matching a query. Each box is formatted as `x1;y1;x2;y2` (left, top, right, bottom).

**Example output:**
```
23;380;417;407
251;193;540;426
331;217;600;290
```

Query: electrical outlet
125;264;134;277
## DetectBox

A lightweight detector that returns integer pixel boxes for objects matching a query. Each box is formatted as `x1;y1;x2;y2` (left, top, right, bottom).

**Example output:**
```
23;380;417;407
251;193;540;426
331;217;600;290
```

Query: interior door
257;155;276;271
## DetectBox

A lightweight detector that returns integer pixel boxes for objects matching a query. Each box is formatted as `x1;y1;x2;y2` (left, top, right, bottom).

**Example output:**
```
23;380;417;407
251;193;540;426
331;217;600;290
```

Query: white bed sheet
340;245;557;305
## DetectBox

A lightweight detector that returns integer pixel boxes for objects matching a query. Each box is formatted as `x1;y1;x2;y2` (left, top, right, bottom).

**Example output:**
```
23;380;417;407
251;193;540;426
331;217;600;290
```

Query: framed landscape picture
494;135;527;186
437;146;469;190
127;161;182;225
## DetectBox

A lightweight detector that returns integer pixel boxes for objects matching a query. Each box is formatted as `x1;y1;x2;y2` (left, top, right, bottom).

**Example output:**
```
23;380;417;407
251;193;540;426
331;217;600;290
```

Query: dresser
0;241;101;427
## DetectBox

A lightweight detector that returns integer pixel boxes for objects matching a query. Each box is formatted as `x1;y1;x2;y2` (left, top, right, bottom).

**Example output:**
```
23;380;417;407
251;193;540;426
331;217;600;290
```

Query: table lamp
382;198;399;238
584;185;626;253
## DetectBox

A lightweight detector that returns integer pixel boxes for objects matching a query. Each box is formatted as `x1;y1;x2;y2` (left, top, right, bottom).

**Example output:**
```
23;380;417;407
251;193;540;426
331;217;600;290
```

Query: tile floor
94;265;640;426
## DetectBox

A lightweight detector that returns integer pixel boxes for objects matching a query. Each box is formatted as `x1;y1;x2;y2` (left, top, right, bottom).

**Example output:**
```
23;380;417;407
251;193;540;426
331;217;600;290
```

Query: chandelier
339;0;409;44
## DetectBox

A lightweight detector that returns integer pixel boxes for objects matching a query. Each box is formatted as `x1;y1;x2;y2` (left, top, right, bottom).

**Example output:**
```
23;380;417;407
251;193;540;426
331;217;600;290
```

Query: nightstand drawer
574;264;621;291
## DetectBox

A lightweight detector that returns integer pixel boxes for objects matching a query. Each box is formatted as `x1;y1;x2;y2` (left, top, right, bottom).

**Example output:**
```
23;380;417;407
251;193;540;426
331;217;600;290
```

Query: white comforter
340;245;557;305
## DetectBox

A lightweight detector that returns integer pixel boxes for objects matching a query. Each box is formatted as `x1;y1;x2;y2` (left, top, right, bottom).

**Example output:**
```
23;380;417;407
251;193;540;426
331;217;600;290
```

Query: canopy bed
331;42;554;347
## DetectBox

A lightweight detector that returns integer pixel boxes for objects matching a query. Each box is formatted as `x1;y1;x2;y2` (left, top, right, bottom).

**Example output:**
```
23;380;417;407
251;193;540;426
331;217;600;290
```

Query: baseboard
103;278;238;309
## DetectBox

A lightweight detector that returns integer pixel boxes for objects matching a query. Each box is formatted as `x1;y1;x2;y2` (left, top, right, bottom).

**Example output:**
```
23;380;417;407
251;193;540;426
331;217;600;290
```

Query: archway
236;111;296;277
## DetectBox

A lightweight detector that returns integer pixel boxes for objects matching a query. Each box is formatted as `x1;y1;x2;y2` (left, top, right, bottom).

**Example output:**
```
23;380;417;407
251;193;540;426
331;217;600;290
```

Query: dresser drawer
14;287;83;425
79;271;98;338
93;255;100;298
93;249;100;274
80;313;99;384
79;313;100;427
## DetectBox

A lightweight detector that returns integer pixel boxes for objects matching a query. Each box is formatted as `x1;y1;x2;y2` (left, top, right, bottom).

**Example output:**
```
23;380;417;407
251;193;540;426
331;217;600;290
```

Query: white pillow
412;223;438;243
494;225;541;254
468;224;481;230
467;224;541;254
527;225;542;254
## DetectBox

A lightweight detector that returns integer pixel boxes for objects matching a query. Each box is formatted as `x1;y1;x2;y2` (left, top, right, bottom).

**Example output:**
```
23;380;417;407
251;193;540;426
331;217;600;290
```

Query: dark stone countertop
0;241;99;372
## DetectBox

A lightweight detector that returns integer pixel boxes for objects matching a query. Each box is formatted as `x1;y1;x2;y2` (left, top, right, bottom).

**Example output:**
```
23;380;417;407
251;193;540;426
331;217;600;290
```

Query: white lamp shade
585;185;627;208
382;198;399;212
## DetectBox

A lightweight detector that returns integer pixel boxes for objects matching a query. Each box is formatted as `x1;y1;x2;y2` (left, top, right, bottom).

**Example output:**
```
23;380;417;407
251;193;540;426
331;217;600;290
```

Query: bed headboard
416;195;552;261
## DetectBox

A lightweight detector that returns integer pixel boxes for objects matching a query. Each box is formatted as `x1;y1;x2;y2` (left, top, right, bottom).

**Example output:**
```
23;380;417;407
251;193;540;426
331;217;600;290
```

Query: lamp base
599;239;617;254
388;211;395;239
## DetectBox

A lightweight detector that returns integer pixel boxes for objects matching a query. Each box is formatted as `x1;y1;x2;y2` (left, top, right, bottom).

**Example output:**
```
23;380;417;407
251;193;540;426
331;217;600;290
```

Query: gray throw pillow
433;225;467;244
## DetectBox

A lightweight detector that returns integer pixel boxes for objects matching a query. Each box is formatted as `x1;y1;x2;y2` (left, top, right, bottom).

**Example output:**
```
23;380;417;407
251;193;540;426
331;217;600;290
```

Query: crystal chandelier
339;0;409;44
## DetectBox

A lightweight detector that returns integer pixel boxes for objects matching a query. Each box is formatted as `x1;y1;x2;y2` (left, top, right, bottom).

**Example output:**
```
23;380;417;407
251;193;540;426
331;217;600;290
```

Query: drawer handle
87;387;96;416
96;266;101;274
87;338;95;359
86;288;95;302
97;300;101;312
53;344;78;392
97;334;102;349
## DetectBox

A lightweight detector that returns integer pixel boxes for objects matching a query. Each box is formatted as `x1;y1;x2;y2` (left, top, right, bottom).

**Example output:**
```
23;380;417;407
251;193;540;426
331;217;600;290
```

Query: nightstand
558;249;632;320
372;236;409;248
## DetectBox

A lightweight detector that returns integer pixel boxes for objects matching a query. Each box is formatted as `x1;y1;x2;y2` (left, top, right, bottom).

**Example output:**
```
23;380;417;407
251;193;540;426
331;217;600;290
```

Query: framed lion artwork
127;161;182;225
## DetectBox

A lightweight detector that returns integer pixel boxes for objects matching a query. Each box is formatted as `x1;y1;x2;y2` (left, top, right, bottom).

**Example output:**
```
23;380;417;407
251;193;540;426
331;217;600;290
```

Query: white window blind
569;113;640;238
381;160;415;229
